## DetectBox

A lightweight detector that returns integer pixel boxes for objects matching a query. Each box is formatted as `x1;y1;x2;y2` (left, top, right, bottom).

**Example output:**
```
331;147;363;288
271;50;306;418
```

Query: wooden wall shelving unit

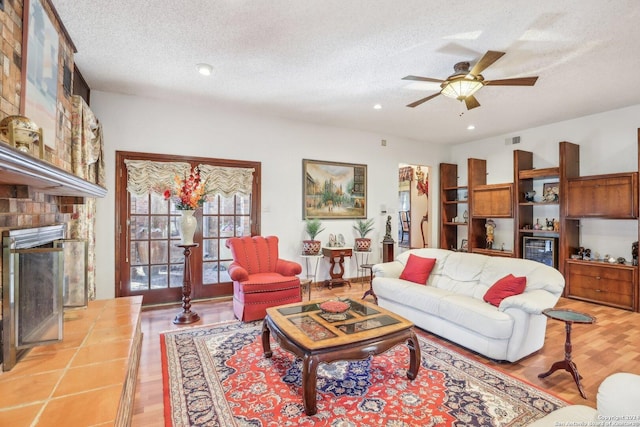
441;136;640;312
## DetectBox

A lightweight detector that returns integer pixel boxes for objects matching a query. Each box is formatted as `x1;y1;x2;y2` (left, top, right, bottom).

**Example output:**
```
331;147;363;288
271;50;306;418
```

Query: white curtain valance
198;164;255;196
124;160;190;196
124;160;255;197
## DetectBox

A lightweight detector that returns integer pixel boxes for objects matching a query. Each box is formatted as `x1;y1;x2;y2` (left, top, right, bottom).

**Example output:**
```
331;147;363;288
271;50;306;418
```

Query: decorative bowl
319;299;350;314
0;115;40;150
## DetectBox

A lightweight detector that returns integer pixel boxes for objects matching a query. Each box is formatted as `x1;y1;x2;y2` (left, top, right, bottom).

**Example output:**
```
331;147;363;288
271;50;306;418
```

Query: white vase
179;210;197;245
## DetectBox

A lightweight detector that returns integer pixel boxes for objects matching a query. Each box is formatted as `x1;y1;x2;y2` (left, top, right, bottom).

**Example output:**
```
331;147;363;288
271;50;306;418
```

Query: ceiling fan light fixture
441;77;484;100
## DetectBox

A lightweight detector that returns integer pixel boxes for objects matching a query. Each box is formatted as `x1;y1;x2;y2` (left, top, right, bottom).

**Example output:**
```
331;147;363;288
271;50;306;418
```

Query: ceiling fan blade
407;92;441;108
485;76;539;86
402;75;445;83
469;50;505;76
464;95;481;110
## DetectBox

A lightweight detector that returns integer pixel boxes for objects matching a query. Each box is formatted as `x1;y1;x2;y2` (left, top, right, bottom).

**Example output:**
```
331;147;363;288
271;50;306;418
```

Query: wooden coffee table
262;298;420;416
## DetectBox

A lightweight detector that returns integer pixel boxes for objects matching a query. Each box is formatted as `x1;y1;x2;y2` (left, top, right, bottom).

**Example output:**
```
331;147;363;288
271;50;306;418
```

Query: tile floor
0;296;142;427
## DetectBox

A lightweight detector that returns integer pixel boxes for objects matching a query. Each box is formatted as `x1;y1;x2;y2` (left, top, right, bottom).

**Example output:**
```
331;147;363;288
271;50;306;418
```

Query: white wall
90;91;449;299
450;104;640;260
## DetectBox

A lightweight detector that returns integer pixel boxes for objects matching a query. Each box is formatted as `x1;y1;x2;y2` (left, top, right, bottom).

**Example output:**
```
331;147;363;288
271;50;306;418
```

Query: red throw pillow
399;254;436;285
484;274;527;307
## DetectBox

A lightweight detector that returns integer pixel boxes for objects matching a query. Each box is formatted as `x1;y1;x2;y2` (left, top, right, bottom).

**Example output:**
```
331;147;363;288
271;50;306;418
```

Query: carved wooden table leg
173;244;200;324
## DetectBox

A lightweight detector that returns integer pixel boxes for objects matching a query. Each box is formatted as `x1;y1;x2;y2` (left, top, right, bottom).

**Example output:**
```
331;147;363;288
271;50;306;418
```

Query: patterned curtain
124;160;255;197
70;95;106;301
124;160;191;195
198;164;255;196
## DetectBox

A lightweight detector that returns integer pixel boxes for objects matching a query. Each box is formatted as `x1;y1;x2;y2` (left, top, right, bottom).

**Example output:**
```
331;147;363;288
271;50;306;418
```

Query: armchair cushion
226;235;302;321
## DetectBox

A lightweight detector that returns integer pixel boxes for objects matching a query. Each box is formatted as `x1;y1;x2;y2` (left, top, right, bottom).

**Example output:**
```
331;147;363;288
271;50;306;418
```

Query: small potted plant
303;218;325;255
353;218;375;251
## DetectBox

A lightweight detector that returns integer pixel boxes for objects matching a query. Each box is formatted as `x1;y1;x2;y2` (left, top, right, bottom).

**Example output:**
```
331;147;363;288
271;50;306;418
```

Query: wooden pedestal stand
382;239;394;263
173;244;200;324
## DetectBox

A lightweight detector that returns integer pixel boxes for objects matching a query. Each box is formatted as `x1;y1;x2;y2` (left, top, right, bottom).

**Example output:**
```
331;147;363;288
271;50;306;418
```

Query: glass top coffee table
262;298;421;416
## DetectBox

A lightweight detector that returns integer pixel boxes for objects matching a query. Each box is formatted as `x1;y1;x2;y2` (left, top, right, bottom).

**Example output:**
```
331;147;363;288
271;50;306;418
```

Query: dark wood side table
360;264;377;303
538;308;596;399
322;247;352;289
173;244;201;324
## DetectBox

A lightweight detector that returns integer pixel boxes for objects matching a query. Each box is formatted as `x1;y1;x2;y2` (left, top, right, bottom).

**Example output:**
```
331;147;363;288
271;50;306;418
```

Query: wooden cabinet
565;260;637;311
566;173;638;218
471;183;513;218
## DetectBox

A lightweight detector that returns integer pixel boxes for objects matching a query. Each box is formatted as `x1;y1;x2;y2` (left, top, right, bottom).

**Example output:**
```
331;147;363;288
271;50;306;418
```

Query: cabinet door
566;261;635;310
471;183;513;218
566;173;638;218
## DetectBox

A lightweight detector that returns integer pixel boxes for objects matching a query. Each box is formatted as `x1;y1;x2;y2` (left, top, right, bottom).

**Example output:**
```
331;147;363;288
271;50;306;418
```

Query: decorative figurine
485;219;496;249
463;210;469;223
632;241;638;266
383;215;394;243
524;191;536;202
533;219;541;230
553;219;560;232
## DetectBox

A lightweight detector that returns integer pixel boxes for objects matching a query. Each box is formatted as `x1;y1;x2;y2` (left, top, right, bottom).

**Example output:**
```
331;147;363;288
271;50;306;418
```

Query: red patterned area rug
161;321;565;426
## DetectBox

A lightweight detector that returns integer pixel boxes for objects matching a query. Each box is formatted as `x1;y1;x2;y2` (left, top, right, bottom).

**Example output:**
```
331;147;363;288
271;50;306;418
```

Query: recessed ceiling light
196;63;213;76
467;125;475;130
373;104;382;110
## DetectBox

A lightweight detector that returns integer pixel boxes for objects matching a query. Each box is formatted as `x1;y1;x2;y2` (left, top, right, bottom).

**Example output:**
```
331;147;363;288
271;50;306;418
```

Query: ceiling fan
403;50;538;110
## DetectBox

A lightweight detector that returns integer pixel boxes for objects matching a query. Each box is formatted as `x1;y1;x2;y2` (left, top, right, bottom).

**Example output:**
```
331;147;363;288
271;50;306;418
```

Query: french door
115;151;261;305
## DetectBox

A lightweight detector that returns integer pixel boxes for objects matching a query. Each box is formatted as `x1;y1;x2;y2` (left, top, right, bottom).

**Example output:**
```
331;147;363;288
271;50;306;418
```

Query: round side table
538;308;596;399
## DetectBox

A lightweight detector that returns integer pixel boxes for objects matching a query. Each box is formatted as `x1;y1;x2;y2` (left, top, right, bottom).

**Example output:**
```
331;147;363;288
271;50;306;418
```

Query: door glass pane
150;241;168;264
169;263;183;288
150;193;169;215
150;265;168;289
237;216;251;236
203;216;219;238
130;216;149;241
202;239;218;261
236;195;250;214
131;193;149;214
130;265;149;291
203;195;219;214
220;216;236;237
220;195;235;214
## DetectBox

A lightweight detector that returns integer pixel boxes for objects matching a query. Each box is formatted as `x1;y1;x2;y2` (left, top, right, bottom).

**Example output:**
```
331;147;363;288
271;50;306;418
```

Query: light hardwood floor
132;281;640;426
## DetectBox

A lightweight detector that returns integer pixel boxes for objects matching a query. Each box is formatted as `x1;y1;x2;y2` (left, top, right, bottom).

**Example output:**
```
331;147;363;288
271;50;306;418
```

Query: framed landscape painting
302;159;367;219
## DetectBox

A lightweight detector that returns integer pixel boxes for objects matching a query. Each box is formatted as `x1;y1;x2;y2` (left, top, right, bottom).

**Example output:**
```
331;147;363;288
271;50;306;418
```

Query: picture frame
22;0;59;149
459;239;468;252
302;159;367;219
542;182;560;203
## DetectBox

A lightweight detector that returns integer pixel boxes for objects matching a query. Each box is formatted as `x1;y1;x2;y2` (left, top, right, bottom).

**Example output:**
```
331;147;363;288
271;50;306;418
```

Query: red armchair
226;236;302;321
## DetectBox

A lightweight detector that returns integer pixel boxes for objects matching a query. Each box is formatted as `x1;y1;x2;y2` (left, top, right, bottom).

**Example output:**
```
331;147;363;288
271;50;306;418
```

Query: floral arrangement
163;167;208;210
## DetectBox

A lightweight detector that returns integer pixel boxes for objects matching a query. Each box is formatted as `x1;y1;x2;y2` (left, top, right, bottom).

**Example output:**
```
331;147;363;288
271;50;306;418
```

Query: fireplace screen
15;248;63;346
2;225;65;371
55;239;88;308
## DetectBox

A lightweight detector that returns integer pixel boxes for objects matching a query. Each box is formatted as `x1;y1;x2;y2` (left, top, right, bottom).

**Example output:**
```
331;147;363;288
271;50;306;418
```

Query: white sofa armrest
597;372;640;417
527;405;596;426
499;289;560;314
372;261;404;279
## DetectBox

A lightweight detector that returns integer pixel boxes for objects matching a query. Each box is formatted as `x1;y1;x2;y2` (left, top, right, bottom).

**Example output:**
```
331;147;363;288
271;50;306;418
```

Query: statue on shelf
383;215;394;243
632;241;638;266
485;219;496;249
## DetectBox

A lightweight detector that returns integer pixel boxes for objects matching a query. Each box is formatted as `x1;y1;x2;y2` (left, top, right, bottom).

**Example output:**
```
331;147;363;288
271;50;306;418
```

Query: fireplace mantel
0;143;106;198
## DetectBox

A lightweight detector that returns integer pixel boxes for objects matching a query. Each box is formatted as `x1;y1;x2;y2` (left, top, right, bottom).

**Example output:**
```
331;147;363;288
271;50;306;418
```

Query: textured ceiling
50;0;640;145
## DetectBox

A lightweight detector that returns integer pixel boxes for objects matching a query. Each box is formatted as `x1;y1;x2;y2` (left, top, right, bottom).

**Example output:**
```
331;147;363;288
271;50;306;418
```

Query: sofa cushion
374;278;455;314
439;295;514;339
484;274;526;307
399;254;436;284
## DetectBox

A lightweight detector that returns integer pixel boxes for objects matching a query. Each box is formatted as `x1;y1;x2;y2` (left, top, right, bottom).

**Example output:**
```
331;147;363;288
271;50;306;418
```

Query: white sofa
528;372;640;426
372;248;565;362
